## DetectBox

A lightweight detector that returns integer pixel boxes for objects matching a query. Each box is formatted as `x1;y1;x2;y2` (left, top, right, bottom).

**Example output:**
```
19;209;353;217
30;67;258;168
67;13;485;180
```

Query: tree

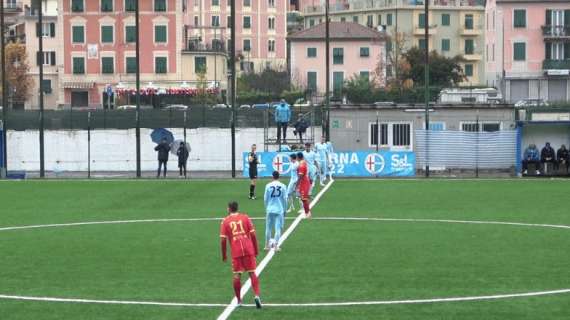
195;70;216;107
374;31;411;89
238;68;290;97
401;47;466;87
344;74;375;103
1;43;33;106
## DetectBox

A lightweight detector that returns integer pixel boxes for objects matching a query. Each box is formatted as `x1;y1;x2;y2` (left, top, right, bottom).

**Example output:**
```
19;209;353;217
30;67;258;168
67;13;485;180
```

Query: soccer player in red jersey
220;201;262;308
296;152;312;218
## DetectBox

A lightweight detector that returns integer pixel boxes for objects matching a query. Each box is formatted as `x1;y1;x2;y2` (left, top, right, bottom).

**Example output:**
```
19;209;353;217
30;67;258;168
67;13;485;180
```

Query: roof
288;22;386;41
497;0;569;2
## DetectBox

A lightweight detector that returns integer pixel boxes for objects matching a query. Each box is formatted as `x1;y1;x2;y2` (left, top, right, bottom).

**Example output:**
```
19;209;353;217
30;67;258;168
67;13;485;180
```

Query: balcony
413;25;437;36
542;26;570;39
460;24;483;36
463;51;483;61
4;1;23;13
543;59;570;70
184;40;227;53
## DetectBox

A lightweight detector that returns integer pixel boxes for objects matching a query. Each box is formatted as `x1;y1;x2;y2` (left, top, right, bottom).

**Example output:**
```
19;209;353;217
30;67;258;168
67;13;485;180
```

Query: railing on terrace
543;59;570;70
542;26;570;38
4;1;23;12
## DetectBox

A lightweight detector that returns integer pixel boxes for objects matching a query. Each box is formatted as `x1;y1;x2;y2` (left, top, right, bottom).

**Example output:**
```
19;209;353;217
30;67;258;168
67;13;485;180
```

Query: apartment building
302;0;487;86
486;0;570;103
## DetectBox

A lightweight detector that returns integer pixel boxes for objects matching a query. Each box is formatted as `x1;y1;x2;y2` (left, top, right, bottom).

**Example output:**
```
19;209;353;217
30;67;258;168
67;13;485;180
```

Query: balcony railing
184;41;227;53
543;59;570;70
542;26;570;38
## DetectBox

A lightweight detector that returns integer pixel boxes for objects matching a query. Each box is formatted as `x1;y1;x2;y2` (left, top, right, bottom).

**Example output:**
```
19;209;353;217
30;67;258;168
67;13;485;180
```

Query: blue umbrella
151;128;174;144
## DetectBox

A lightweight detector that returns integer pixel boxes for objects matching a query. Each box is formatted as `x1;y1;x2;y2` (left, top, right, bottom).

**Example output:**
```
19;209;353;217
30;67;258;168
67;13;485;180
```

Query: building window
307;47;317;57
195;56;207;73
442;38;450;51
367;15;373;27
125;25;136;43
155;57;167;73
268;17;275;30
461;122;500;132
195;16;200;27
370;123;389;147
125;0;136;12
101;26;114;43
37;22;56;38
243;16;251;29
126;57;137;73
73;57;85;74
155;25;167;43
442;13;450;26
268;39;275;52
419;39;426;50
513;9;526;28
428;122;445;131
333;71;344;96
461;123;479;132
72;26;84;43
307;71;317;92
464;64;473;76
377;14;382;25
212;0;219;5
243;39;251;51
333;48;344;64
71;0;83;12
360;71;370;82
41;79;52;94
464;14;474;29
352;16;359;23
393;123;411;147
101;0;113;12
38;51;56;66
212;16;220;27
309;19;315;27
268;0;275;8
418;13;425;28
465;39;474;55
101;57;114;74
483;123;500;132
360;47;370;57
387;13;392;26
244;0;251;7
340;17;346;22
513;42;526;61
154;0;166;11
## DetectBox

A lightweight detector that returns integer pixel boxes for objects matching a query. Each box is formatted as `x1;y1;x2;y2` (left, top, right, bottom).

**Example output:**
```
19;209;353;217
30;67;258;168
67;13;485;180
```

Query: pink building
486;0;570;103
288;22;386;95
59;0;183;108
185;0;287;73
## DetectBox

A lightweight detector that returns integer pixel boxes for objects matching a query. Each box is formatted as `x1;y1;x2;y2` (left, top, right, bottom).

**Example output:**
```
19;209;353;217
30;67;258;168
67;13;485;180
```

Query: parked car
293;98;311;108
210;103;229;109
239;104;252;109
515;99;549;108
164;104;189;110
117;105;137;110
252;103;270;109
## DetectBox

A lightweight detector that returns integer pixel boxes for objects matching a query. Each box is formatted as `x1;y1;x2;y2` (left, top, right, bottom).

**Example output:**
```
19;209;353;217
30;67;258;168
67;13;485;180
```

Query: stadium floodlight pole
1;0;7;175
135;0;141;178
324;0;330;141
423;0;430;178
38;0;45;178
230;0;236;178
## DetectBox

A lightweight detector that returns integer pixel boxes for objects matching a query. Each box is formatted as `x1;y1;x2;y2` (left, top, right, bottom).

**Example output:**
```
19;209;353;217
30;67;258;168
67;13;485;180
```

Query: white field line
1;289;569;309
216;180;335;320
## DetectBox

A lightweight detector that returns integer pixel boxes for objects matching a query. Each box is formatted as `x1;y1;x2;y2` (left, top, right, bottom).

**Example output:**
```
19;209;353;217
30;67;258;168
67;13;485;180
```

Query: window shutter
545;43;551;60
564;43;570;60
50;52;56;65
36;51;42;66
545;10;552;26
50;23;55;37
565;10;570;27
36;22;41;37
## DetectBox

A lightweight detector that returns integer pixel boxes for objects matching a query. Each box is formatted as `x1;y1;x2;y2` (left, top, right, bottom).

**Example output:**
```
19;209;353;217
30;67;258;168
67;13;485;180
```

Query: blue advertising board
242;151;416;177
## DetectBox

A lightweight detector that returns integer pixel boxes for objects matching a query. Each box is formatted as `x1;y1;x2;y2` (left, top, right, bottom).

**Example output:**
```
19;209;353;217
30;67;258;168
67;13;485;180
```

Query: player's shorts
298;180;311;200
232;255;257;274
318;160;327;174
249;168;258;179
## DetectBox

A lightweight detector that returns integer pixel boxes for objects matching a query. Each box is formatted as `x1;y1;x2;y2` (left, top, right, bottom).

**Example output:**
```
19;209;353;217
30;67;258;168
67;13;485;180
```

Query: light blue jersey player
303;143;319;195
326;140;335;181
315;136;329;186
287;153;299;213
264;171;288;251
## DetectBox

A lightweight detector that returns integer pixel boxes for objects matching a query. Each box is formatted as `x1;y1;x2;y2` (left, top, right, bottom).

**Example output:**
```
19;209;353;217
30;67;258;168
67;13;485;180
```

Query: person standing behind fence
293;115;309;144
522;144;540;175
155;138;171;178
275;99;291;143
177;142;190;178
557;145;569;172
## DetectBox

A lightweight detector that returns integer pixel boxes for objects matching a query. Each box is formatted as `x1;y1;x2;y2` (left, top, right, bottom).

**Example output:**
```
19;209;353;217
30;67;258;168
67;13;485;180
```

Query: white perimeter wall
7;128;320;172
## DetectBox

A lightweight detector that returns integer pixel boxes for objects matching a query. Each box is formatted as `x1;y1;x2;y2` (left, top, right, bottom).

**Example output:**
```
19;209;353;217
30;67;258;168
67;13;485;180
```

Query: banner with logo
242;151;416;177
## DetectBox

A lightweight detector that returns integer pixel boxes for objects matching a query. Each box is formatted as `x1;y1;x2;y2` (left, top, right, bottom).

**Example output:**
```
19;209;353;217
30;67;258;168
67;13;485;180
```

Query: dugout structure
516;120;570;175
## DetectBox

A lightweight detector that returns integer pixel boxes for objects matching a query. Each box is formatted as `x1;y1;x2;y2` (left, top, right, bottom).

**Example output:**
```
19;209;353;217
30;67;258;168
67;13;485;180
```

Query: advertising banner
242;151;415;177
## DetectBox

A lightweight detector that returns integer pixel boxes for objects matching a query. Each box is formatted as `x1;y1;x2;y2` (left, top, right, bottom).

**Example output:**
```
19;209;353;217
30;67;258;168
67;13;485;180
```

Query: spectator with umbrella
155;138;171;178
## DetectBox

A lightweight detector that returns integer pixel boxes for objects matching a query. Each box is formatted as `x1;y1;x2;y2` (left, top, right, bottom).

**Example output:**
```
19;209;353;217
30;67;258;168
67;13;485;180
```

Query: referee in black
248;144;259;199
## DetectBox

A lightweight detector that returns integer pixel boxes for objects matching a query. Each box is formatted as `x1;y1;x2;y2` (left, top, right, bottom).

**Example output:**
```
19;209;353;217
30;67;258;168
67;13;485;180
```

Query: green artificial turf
0;179;569;319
